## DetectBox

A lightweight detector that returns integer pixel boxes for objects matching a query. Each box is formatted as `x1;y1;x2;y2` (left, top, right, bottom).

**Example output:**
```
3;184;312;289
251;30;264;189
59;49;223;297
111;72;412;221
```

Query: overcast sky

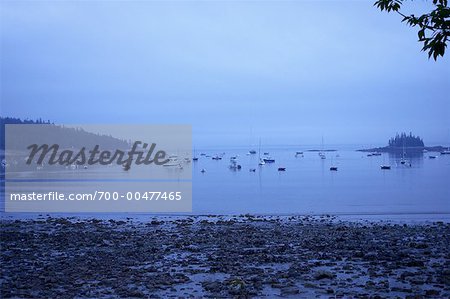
1;0;449;147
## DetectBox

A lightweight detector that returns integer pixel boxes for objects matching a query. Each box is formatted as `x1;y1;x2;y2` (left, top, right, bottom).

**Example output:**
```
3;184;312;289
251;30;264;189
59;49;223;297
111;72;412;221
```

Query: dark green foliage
374;0;449;60
0;117;52;125
388;132;425;147
0;117;129;150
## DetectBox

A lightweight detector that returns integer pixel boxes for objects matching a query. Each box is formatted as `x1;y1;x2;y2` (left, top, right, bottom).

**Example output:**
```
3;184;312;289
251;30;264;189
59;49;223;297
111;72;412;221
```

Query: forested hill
359;132;447;153
1;117;129;150
388;132;425;147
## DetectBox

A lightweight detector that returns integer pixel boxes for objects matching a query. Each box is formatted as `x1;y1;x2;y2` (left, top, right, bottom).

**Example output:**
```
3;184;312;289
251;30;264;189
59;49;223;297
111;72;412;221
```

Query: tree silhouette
374;0;449;60
0;117;128;150
388;132;425;147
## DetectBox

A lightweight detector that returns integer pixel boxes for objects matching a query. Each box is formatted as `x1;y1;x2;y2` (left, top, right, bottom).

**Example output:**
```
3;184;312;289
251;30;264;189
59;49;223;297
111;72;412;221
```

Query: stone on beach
1;215;449;298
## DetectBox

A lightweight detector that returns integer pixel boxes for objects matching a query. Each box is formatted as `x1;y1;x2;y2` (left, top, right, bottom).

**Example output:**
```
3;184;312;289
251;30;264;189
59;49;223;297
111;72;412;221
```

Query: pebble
1;216;449;298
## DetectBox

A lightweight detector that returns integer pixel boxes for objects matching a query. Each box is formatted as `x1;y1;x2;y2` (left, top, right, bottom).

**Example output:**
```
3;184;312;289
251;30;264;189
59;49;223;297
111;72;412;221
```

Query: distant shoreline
306;149;337;152
2;213;450;223
357;145;448;153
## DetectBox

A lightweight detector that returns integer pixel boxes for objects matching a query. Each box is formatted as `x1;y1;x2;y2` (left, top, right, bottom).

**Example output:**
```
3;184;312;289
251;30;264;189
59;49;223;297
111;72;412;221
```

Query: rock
150;220;164;225
405;260;425;267
280;286;300;296
364;251;378;260
313;270;335;280
102;239;114;246
425;289;440;296
2;217;450;298
202;281;222;293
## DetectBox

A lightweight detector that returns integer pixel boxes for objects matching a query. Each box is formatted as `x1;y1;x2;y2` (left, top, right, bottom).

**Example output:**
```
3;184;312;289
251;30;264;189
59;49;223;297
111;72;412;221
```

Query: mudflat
1;215;449;298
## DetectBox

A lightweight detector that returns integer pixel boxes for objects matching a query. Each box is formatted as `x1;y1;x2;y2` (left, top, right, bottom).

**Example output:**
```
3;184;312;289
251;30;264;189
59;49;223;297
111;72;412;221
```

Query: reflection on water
1;146;450;216
191;146;449;215
388;150;424;161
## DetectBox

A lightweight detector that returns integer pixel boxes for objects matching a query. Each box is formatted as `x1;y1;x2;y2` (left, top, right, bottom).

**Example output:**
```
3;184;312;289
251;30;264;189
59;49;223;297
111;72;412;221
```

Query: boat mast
258;138;261;160
321;135;324;154
402;137;406;160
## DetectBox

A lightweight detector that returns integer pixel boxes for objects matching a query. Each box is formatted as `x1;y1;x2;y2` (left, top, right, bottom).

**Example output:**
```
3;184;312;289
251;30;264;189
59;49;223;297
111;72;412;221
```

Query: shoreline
2;212;450;224
1;215;449;298
357;145;448;153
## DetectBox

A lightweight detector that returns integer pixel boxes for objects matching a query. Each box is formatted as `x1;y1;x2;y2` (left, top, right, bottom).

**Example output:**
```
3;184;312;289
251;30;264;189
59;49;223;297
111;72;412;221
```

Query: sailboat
248;127;257;154
163;156;183;168
380;152;391;170
330;156;338;171
258;139;265;166
400;140;412;166
440;132;449;154
295;151;303;157
229;159;242;170
192;148;198;161
263;157;275;163
441;147;450;155
319;136;326;159
400;140;407;164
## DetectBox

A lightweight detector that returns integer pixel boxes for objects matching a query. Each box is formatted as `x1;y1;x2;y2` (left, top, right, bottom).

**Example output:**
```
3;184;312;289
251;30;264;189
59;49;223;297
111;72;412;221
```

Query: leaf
374;0;449;60
418;28;426;40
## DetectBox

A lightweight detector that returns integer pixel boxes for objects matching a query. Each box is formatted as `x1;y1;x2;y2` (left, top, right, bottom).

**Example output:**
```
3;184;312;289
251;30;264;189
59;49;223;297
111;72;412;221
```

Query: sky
1;0;449;147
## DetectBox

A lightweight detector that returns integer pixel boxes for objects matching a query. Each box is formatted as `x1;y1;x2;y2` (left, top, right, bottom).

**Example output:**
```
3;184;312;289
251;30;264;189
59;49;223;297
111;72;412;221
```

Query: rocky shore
1;215;449;298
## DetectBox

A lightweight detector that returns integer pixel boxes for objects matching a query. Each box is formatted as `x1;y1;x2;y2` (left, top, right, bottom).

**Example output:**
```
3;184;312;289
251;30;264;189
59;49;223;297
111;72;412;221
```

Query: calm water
1;145;450;216
192;145;450;215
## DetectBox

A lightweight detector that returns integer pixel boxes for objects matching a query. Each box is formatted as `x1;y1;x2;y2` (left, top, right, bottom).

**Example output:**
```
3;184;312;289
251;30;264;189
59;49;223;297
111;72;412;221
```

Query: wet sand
1;215;449;298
